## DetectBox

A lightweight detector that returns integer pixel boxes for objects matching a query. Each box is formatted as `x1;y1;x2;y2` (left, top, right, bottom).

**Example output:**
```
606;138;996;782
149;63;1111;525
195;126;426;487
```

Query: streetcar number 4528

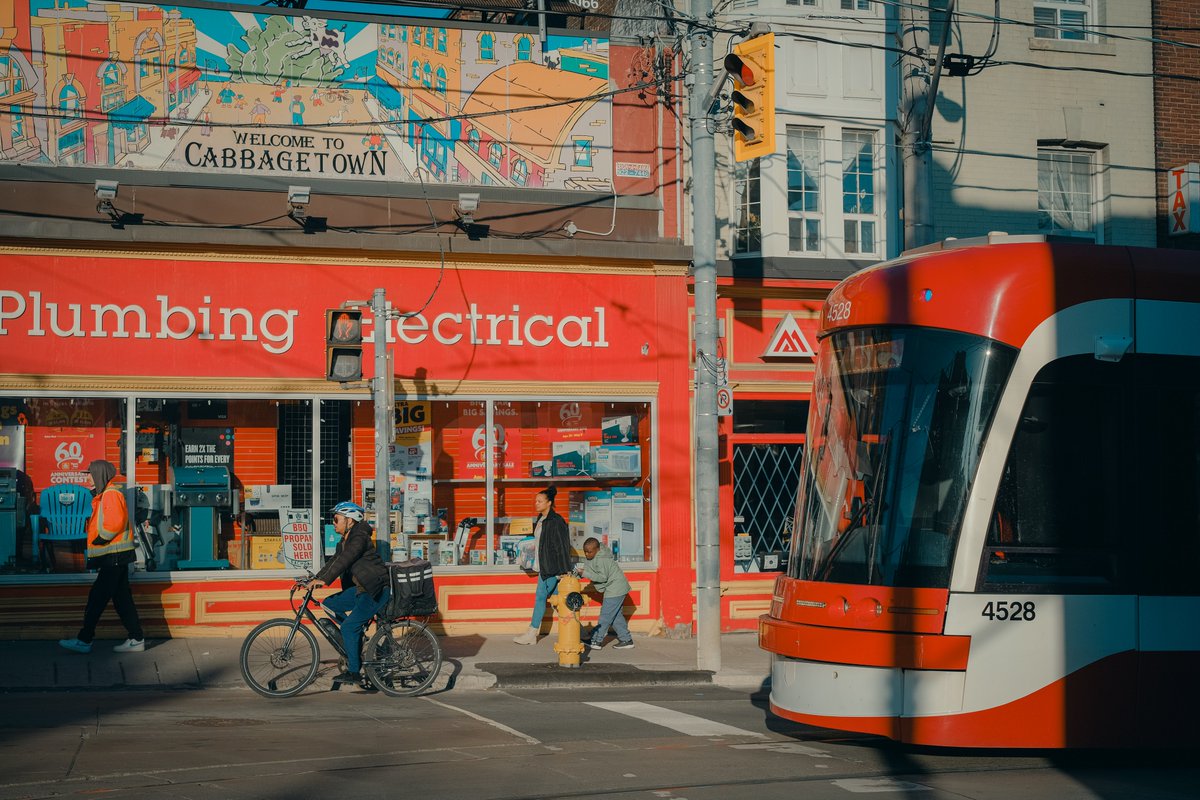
981;601;1036;621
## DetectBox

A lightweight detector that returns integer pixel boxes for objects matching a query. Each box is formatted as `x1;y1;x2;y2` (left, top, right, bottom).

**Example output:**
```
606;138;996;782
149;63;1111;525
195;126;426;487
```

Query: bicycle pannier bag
384;558;438;618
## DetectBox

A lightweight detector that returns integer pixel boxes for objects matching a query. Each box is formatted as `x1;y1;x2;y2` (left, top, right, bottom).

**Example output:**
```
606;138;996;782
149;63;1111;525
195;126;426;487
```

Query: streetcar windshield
789;327;1018;587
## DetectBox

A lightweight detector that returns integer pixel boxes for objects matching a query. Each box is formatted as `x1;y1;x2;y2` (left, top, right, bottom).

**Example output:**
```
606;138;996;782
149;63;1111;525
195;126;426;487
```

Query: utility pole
371;288;392;551
900;1;934;249
689;0;721;674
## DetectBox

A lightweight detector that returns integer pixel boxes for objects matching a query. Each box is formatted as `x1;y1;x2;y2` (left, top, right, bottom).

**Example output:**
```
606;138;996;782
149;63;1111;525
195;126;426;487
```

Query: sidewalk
0;631;772;694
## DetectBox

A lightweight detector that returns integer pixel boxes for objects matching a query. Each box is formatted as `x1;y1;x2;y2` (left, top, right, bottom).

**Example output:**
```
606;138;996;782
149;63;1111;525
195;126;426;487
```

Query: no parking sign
716;386;733;417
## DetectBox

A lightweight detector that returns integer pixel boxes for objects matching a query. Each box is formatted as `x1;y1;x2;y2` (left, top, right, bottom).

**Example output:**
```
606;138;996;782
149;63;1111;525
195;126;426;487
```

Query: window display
0;393;654;578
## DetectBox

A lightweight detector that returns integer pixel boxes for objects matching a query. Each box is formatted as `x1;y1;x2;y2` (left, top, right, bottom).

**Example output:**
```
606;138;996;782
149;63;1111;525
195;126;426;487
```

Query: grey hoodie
579;545;631;596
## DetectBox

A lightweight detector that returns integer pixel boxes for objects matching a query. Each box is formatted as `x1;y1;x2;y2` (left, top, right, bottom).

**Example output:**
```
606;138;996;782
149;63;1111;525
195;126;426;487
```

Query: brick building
1153;0;1200;248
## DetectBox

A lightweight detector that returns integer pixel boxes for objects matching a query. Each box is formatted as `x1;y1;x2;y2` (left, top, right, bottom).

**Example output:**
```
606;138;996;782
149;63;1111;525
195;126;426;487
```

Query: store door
727;399;807;573
278;400;351;526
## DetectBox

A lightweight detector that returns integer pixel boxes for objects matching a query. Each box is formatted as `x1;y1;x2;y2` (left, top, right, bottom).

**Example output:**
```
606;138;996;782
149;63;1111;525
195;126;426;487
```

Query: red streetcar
759;236;1200;748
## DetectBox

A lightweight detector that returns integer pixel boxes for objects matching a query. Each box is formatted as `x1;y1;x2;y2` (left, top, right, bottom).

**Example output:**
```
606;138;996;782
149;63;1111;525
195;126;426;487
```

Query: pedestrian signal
325;308;363;382
724;32;775;162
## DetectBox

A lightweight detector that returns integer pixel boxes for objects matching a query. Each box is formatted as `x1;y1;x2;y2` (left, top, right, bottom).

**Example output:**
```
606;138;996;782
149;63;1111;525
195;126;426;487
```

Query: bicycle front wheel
364;621;442;697
240;618;321;698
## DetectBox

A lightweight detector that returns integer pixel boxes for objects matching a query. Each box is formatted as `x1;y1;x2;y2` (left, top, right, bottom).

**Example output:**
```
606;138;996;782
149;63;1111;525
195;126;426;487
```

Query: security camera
94;180;119;202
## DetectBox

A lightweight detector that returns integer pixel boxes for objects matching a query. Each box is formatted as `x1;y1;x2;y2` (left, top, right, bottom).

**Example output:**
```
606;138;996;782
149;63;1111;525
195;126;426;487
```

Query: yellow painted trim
0;242;688;277
720;579;777;594
728;599;771;619
0;376;660;397
0;593;190;623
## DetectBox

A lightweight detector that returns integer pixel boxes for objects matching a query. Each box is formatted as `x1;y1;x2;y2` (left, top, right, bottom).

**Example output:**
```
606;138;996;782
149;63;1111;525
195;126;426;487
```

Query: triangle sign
762;314;815;358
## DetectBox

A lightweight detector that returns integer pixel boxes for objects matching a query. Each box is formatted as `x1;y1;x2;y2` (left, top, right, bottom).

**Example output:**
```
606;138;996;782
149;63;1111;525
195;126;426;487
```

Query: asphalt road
1;684;1197;800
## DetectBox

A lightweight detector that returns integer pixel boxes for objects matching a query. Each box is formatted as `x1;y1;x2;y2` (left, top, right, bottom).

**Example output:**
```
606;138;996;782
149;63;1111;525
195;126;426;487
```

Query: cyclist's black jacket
314;520;389;599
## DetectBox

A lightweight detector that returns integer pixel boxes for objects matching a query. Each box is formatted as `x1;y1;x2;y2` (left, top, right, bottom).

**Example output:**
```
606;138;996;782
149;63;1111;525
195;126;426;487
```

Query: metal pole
900;0;933;249
690;0;721;674
371;288;391;552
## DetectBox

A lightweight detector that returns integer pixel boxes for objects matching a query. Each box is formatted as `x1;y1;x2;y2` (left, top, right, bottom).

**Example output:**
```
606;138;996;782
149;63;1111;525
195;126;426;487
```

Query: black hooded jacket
536;510;572;577
314;520;389;599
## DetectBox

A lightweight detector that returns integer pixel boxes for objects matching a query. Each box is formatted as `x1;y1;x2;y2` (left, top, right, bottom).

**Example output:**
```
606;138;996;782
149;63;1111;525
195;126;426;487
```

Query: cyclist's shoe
332;670;362;686
358;674;378;692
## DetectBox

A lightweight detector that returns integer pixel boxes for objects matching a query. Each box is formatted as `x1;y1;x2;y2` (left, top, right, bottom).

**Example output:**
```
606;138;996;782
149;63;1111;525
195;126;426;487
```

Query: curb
476;662;715;689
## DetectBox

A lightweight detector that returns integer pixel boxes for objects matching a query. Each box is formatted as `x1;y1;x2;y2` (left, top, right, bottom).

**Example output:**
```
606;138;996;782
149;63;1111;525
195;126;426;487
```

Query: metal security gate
727;398;808;573
732;443;804;571
278;400;351;526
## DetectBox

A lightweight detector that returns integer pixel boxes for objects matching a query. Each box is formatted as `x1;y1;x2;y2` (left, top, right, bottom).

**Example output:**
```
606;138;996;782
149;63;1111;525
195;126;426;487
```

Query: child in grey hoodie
578;537;634;649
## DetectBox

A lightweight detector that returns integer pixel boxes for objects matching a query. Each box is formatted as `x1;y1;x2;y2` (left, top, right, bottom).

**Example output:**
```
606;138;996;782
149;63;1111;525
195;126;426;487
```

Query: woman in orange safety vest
59;460;145;654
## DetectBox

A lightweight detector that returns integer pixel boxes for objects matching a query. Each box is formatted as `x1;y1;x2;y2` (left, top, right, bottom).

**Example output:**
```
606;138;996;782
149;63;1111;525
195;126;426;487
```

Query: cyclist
301;501;390;688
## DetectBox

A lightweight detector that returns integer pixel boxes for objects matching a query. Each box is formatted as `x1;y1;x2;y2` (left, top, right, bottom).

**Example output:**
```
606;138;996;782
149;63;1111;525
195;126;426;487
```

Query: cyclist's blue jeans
323;587;390;673
530;574;560;628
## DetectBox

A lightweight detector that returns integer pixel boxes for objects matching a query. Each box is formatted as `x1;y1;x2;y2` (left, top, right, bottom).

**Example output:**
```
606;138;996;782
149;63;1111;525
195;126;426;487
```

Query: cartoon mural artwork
0;1;612;190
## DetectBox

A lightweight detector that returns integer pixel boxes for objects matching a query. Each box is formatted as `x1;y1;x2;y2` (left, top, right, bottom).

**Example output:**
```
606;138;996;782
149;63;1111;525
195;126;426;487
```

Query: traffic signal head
325;308;363;382
724;32;775;162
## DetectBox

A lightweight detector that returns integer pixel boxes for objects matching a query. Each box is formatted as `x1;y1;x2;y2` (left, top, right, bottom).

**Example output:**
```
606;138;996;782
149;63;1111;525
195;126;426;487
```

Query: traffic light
724;32;775;162
325;308;363;381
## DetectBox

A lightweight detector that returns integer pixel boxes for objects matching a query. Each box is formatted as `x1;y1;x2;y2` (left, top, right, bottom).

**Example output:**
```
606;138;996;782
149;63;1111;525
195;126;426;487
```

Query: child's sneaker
613;640;635;649
59;638;92;654
113;638;145;653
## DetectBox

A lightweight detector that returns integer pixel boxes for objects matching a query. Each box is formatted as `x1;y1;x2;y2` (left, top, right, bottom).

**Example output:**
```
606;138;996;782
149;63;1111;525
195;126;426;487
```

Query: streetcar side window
1132;355;1200;595
982;356;1130;593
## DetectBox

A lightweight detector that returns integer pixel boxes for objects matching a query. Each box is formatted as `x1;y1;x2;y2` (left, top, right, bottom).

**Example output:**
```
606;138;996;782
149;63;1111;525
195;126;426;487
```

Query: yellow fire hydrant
551;573;586;668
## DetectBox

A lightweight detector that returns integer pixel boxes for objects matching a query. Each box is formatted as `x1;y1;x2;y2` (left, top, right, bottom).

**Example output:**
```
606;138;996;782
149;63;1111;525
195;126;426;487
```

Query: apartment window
842;130;877;255
468;128;480;152
436;66;447;96
411;59;420;80
423;62;432;88
1037;147;1096;241
1034;1;1091;41
786;0;818;6
424;27;434;48
840;0;871;10
489;142;503;169
437;28;447;53
480;33;495;61
787;126;822;252
733;159;761;255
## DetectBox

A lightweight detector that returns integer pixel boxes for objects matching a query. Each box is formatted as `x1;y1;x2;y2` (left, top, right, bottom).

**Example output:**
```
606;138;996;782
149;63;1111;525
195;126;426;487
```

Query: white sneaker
59;638;92;654
512;627;539;645
113;638;145;653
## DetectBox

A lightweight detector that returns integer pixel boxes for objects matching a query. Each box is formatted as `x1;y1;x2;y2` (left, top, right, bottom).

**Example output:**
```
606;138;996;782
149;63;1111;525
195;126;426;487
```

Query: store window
379;399;653;567
0;394;654;579
0;397;127;575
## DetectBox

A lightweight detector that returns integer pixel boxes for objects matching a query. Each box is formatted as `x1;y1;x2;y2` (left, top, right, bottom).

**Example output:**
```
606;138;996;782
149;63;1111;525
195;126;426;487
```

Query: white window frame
786;125;823;253
733;159;762;256
841;129;879;256
1037;145;1101;242
1033;0;1093;41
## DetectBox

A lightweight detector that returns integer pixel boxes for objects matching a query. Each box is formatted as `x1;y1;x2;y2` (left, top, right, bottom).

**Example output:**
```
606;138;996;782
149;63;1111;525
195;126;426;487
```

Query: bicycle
239;576;442;699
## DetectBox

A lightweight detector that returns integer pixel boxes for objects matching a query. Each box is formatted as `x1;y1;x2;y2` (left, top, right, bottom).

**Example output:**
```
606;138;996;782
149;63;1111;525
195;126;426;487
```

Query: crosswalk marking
585;701;767;738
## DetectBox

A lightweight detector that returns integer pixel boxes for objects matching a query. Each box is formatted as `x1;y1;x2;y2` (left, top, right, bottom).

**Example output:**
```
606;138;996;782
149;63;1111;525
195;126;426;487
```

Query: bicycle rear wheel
364;620;442;697
240;618;321;698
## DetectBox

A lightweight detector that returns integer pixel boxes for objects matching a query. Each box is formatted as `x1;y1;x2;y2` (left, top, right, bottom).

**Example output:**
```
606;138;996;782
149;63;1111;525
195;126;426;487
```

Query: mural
0;1;613;190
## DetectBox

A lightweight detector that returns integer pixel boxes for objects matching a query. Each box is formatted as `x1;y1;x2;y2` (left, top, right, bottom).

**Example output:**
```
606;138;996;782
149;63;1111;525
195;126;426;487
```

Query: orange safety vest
86;483;134;561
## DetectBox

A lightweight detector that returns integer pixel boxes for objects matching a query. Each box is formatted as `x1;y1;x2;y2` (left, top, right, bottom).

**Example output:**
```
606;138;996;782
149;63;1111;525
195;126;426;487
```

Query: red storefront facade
0;245;707;638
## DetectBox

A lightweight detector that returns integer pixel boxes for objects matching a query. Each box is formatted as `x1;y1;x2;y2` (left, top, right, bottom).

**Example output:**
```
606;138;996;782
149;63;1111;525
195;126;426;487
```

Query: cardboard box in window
591;445;641;476
249;535;285;569
551;441;591;476
244;485;292;511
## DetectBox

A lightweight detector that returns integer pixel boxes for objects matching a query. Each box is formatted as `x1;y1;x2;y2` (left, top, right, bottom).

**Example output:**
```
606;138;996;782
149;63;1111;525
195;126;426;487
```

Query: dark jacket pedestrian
513;486;573;644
